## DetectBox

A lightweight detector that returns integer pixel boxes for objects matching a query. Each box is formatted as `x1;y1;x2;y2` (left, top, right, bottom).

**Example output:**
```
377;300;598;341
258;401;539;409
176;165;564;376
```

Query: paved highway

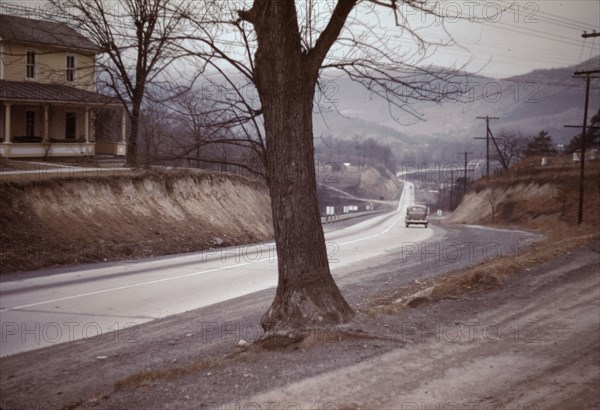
0;181;433;357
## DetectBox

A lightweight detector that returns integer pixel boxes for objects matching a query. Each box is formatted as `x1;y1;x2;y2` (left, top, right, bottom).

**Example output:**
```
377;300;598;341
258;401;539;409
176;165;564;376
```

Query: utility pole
564;30;600;225
487;128;509;170
475;116;500;178
459;152;472;196
565;108;600;225
449;169;454;210
567;75;591;225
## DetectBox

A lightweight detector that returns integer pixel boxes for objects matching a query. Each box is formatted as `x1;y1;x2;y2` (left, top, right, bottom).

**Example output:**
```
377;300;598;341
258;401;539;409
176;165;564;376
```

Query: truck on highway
405;204;429;228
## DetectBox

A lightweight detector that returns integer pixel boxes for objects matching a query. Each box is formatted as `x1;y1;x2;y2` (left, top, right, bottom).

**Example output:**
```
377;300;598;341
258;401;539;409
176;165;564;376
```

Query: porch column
84;107;90;143
120;108;127;143
90;110;96;141
43;105;49;142
4;103;11;143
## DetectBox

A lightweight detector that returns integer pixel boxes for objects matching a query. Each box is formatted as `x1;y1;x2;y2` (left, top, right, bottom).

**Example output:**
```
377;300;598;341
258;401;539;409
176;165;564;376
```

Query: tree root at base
253;323;406;351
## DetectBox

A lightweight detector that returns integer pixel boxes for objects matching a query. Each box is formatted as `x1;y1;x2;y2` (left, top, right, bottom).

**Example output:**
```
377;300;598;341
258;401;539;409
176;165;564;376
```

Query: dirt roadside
248;242;600;410
0;226;598;410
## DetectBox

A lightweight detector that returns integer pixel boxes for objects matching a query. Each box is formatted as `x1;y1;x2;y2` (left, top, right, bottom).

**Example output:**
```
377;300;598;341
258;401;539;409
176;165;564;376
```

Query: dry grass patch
112;355;241;392
429;225;598;303
365;221;599;318
60;399;85;410
359;278;437;316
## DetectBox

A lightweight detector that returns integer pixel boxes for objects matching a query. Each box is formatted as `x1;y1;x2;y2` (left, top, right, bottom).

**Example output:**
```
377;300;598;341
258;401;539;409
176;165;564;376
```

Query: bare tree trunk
127;101;141;167
261;84;353;332
250;0;353;332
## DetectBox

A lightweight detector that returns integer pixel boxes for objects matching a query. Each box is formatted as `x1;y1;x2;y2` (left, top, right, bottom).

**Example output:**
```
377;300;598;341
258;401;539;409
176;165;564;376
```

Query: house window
26;111;36;137
65;112;77;139
26;50;36;80
66;55;76;82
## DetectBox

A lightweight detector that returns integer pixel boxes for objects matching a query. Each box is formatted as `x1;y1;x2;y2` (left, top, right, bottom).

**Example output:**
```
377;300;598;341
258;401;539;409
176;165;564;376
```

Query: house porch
0;101;127;158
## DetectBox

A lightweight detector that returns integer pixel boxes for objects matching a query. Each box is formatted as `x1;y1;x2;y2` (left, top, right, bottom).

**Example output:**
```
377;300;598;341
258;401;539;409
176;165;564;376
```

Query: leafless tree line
137;87;265;176
316;134;397;173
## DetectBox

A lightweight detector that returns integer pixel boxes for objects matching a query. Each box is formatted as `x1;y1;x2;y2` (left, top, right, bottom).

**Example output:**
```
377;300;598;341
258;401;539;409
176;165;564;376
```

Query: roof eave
4;39;100;54
0;97;121;107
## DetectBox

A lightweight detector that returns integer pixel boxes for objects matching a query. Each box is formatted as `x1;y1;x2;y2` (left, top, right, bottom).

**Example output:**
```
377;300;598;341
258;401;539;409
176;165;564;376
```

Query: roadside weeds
363;221;599;317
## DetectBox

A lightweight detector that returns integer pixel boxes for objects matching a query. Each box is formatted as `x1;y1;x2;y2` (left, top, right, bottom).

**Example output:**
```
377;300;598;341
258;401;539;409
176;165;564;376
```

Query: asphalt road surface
0;181;433;357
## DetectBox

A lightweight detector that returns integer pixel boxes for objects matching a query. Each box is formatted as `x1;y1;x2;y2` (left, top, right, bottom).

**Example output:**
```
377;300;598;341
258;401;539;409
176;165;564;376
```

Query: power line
477;23;585;48
496;0;599;31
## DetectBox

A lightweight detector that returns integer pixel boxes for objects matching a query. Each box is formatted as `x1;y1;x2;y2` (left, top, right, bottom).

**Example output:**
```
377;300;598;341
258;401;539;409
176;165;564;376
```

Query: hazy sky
409;0;600;78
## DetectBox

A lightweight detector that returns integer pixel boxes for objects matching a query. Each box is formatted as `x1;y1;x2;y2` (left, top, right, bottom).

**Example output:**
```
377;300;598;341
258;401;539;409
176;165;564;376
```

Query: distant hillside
314;57;600;164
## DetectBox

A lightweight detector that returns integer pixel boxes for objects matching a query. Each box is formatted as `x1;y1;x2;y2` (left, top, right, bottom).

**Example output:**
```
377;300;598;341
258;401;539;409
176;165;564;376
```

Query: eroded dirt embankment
354;166;402;200
445;159;600;228
0;170;273;274
445;182;559;225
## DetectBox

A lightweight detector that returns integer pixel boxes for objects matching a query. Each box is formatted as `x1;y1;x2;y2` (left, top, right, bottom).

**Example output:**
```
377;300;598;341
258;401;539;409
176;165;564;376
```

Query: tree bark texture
249;0;353;332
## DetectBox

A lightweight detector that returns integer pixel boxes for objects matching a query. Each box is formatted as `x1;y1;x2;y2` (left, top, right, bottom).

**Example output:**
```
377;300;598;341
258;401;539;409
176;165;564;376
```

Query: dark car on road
405;205;429;228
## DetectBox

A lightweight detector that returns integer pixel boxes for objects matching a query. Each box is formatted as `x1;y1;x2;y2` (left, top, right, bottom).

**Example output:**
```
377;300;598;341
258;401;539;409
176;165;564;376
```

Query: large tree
240;0;357;332
48;0;197;166
183;0;466;334
181;0;462;335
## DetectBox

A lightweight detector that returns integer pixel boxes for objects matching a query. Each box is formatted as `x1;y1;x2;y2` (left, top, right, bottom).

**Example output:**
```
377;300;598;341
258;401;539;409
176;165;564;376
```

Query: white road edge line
0;259;265;312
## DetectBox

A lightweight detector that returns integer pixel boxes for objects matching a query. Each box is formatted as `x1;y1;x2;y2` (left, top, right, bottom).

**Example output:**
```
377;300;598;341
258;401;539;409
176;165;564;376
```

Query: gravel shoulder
249;241;600;409
0;225;598;410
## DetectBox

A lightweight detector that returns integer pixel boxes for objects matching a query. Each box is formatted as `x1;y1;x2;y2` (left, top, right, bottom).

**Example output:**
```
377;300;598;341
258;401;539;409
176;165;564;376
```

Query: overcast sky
410;0;600;78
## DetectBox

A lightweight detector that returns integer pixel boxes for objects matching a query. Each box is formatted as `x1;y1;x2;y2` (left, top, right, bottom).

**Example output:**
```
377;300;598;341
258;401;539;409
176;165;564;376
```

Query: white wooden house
0;13;126;158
